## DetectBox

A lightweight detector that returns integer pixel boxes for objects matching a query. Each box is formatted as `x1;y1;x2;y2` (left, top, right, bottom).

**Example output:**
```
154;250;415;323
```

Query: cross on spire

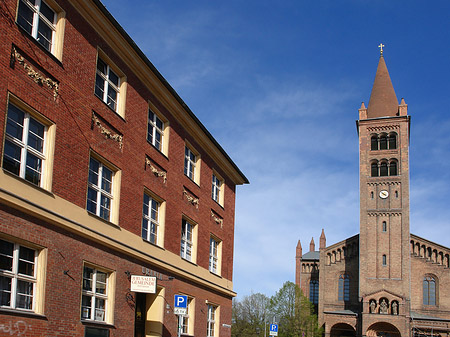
378;43;385;55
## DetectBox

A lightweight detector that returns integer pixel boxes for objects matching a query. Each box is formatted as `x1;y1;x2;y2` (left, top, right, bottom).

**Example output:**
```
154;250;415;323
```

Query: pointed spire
310;237;315;252
296;240;302;258
367;55;399;118
320;229;326;249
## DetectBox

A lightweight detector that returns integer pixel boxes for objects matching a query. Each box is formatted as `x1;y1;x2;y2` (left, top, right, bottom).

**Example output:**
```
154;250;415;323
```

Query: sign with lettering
130;275;157;293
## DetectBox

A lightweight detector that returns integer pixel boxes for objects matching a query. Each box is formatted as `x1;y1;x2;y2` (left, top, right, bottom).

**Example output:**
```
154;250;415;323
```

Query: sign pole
177;314;181;337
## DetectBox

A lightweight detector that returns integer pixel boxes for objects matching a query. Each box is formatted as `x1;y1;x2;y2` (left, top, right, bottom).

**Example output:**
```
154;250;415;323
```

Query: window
382;221;387;232
209;237;221;274
388;133;397;149
85;327;109;337
16;0;64;58
207;304;218;337
87;156;119;222
3;101;55;188
95;55;126;115
371;162;378;177
371;135;378;151
382;254;387;266
380;161;388;176
371;132;398;151
423;276;436;306
142;192;165;246
338;274;349;301
211;173;224;205
180;297;194;335
0;239;37;311
147;109;164;151
309;280;319;305
184;146;196;180
81;266;109;322
180;219;195;262
389;160;398;176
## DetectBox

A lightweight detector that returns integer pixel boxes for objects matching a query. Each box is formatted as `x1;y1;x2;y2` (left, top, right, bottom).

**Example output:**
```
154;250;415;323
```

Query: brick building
0;0;248;336
295;53;450;337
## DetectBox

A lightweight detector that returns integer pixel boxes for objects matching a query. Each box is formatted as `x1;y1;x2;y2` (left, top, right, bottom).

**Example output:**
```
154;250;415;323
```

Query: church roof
411;311;450;322
367;56;399;118
302;251;319;260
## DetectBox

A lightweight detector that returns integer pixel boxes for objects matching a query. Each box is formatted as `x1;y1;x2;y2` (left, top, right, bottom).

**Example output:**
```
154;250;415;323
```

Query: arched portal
330;323;356;337
367;322;401;337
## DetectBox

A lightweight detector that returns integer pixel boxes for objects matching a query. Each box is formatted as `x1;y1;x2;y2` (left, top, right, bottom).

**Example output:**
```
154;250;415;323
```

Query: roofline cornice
68;0;248;185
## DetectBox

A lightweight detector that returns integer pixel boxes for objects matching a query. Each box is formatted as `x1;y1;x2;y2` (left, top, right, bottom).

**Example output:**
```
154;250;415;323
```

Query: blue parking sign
174;295;187;315
269;323;278;336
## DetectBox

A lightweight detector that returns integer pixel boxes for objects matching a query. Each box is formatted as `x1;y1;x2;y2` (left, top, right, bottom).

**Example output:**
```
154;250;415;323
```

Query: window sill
3;169;55;197
180;256;198;266
13;33;64;69
86;211;120;229
94;96;126;123
0;307;47;320
209;271;222;278
184;174;200;188
81;320;115;329
147;142;169;161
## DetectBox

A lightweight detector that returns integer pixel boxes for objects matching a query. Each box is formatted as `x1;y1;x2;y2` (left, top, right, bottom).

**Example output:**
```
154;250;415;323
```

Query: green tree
232;293;270;337
269;281;322;337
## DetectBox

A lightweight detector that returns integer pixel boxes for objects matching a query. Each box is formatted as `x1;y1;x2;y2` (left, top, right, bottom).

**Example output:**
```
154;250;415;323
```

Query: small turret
310;237;315;252
320;229;326;249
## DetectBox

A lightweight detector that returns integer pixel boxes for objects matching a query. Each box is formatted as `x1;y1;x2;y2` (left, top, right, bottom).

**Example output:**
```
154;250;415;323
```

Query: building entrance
135;292;146;337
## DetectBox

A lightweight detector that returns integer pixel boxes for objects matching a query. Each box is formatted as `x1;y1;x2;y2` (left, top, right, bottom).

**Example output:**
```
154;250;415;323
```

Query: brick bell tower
357;47;411;336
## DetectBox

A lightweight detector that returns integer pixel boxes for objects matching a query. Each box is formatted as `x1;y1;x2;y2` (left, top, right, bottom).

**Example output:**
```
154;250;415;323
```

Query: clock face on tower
379;190;389;199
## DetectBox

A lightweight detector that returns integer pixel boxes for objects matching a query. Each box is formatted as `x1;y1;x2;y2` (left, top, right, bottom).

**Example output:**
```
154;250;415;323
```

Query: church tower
357;48;411;332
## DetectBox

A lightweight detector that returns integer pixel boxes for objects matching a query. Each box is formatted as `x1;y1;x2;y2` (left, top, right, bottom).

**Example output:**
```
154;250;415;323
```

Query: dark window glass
379;135;387;150
338;275;349;301
371;163;378;177
309;280;319;304
380;162;388;176
371;136;378;150
388;133;397;149
389;161;397;176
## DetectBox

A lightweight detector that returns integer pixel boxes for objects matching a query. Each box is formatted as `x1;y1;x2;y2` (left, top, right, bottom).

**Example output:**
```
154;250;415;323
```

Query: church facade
295;53;450;337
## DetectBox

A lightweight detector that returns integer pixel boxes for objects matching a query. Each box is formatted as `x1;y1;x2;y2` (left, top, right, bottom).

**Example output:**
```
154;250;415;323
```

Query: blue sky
100;0;450;299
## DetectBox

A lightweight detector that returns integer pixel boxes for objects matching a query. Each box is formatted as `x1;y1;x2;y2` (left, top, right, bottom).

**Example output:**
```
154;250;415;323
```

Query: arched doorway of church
330;323;356;337
366;322;401;337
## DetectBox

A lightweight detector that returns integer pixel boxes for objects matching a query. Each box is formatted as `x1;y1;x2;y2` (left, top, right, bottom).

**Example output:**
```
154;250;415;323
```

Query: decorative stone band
92;112;123;149
11;47;59;100
210;211;223;228
367;212;402;217
367;182;401;187
145;158;167;183
366;124;400;132
183;189;199;208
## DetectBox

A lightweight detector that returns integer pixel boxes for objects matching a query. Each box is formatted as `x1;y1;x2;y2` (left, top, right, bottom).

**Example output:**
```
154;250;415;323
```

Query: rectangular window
3;102;51;187
17;0;56;52
142;193;160;245
207;304;218;337
184;146;196;180
95;57;120;112
87;156;114;221
180;219;194;261
85;327;109;337
211;174;222;204
147;109;164;151
0;239;37;311
209;237;219;274
81;266;109;322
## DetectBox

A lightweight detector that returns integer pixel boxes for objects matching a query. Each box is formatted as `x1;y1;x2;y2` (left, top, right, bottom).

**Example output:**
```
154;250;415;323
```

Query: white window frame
180;219;194;262
81;265;109;322
3;101;52;188
95;56;120;112
207;303;218;337
17;0;56;52
211;172;224;206
142;193;160;245
209;237;219;274
0;239;37;311
147;109;164;151
87;156;114;222
184;146;196;180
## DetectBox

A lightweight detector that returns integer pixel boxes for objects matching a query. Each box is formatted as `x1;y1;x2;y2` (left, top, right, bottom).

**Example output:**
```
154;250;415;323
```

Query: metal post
177;314;181;337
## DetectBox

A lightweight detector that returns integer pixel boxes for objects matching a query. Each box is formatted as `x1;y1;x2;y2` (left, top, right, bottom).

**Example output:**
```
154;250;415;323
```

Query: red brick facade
0;0;247;336
296;56;450;337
